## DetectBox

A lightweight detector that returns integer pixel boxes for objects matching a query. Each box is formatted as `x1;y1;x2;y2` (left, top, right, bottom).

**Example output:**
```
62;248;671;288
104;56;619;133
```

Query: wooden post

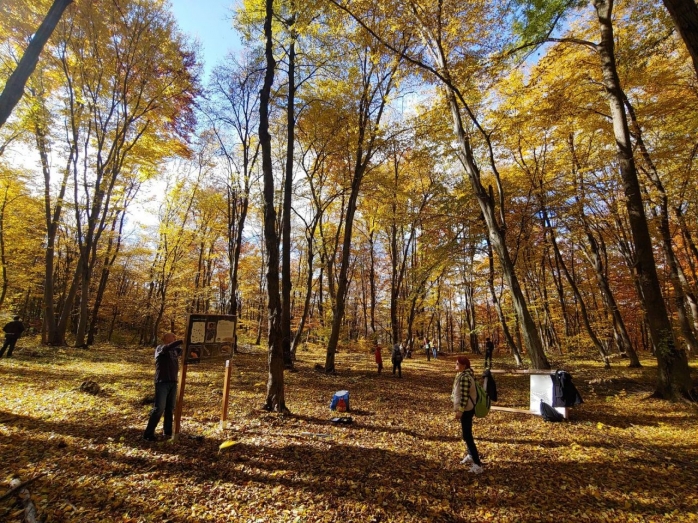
220;359;233;430
173;314;191;441
173;360;188;440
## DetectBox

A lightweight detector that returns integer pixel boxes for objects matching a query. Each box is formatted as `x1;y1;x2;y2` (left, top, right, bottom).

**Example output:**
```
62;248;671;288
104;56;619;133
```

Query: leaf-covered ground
1;340;697;522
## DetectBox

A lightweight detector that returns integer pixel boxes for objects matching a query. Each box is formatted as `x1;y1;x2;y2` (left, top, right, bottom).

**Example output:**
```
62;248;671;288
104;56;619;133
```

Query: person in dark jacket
484;337;494;369
0;316;25;358
391;343;403;377
143;333;183;441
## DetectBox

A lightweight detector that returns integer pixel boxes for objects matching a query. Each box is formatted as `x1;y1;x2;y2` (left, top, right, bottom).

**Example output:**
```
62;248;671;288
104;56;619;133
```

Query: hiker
424;337;431;361
391;343;403;378
484;337;495;369
432;339;438;359
0;316;25;358
374;342;383;374
143;332;183;441
451;355;483;474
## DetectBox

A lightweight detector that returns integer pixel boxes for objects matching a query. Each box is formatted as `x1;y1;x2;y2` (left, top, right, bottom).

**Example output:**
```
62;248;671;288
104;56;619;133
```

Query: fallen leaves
0;343;697;522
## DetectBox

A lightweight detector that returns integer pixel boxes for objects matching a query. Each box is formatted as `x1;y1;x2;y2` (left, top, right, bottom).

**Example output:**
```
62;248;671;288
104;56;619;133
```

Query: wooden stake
173;314;192;441
220;359;232;430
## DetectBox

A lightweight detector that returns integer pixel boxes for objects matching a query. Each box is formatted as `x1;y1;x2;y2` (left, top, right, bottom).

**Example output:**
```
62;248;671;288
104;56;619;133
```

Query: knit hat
456;356;470;368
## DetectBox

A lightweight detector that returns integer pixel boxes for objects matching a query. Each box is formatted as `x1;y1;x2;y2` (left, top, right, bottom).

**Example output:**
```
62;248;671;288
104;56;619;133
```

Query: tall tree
206;51;263;353
323;41;404;373
54;0;198;347
592;0;692;398
259;0;286;412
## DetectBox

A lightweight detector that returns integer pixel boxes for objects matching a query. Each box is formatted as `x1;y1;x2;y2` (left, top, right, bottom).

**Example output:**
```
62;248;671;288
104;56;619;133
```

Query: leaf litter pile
1;342;697;522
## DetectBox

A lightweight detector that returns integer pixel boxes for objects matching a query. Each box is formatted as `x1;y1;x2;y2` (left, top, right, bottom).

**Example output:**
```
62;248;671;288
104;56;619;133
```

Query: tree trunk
282;25;297;368
661;0;698;77
623;96;698;353
542;208;610;367
486;236;523;366
35;114;71;344
440;82;549;369
87;210;126;345
368;228;377;334
324;56;398;372
0;0;74;128
0;186;9;309
260;0;286;412
568;135;640;366
593;0;693;399
291;231;315;359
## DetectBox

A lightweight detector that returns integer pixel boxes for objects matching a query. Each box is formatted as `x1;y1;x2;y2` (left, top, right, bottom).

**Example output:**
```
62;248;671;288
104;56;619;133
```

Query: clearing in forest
1;341;697;522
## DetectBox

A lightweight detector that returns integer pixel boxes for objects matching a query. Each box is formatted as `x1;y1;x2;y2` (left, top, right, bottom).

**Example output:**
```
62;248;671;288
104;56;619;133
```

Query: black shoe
143;434;156;442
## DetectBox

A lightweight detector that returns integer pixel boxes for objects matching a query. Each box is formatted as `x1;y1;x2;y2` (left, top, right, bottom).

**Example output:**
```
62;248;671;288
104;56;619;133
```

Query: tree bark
0;0;74;128
282;22;297;368
662;0;698;77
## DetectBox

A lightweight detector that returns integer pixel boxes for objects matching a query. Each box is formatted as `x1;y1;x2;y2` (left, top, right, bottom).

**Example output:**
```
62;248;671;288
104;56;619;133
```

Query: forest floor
1;338;697;523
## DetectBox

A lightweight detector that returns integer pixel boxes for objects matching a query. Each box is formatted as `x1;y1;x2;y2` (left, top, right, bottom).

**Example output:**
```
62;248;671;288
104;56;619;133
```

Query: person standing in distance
374;341;383;374
0;316;25;358
391;343;403;378
485;337;495;369
451;356;483;473
143;332;183;441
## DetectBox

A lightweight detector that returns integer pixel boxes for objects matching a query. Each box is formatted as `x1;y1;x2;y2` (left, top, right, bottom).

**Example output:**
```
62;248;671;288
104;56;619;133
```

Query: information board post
220;359;233;430
172;316;192;441
173;359;188;441
173;313;237;439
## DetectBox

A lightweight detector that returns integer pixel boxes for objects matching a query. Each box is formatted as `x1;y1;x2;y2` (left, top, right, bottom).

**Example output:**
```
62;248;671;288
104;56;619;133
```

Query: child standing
374;343;383;374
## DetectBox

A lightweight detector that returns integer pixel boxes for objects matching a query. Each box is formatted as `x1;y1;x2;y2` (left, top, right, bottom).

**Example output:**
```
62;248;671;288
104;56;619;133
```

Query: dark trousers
144;381;177;437
0;337;18;357
392;360;402;377
460;409;481;465
485;349;493;369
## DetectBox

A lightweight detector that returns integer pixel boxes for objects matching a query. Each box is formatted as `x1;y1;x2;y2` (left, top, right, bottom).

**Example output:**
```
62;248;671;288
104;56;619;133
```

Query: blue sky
169;0;242;79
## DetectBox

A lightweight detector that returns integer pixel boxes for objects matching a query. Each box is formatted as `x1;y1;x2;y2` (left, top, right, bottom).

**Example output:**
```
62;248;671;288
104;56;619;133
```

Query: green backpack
473;380;490;418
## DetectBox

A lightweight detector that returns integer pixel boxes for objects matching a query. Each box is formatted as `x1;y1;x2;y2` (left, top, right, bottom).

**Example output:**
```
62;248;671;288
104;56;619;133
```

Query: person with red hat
451;355;483;473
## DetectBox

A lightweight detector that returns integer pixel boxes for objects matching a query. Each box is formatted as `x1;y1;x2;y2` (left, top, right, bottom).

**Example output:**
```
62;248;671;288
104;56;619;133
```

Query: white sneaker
460;454;473;464
468;464;484;474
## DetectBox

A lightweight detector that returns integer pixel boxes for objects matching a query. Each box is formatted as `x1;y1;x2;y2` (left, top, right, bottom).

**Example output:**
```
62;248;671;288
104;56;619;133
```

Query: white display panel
529;374;568;418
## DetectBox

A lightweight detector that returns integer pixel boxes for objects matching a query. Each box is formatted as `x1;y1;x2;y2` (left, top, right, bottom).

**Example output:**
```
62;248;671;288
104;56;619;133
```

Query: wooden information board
185;313;235;362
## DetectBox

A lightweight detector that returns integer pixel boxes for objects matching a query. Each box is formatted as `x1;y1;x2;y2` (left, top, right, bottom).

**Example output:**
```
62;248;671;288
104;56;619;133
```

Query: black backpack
540;400;565;422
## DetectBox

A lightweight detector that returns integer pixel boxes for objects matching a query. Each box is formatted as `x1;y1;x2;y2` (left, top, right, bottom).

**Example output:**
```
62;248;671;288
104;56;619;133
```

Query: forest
1;0;698;408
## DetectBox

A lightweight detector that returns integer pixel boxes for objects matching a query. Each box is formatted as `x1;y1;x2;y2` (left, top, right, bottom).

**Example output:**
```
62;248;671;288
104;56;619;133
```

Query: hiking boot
469;464;484;474
142;434;157;442
460;454;473;464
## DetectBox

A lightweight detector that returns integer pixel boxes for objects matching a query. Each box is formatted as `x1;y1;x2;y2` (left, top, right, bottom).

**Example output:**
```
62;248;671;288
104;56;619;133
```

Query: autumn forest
2;0;698;402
